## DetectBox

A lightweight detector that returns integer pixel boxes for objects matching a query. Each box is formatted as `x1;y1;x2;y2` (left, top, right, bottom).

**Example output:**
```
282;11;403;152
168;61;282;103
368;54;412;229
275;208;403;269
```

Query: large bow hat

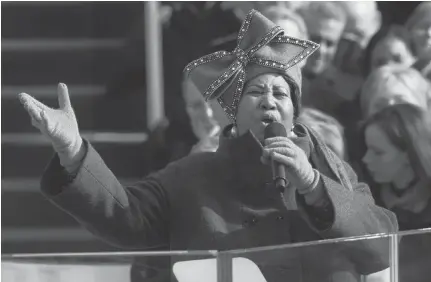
183;9;320;123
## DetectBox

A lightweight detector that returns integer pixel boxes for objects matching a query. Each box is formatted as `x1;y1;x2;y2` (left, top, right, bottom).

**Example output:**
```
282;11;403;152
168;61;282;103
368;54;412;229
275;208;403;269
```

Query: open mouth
261;115;276;125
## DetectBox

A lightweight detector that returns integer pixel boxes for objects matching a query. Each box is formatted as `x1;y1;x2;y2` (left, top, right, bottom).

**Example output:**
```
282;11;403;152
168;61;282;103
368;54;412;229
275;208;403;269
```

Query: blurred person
413;48;431;81
260;5;308;40
362;25;416;77
360;65;431;118
335;1;382;74
182;78;222;154
298;107;345;160
362;104;431;228
362;103;431;282
406;2;431;82
299;2;347;79
221;1;309;21
18;10;397;282
405;2;431;59
299;2;354;120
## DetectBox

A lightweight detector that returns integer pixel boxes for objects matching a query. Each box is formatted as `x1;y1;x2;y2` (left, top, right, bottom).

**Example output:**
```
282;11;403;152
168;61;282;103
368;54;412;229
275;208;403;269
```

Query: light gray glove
18;83;85;172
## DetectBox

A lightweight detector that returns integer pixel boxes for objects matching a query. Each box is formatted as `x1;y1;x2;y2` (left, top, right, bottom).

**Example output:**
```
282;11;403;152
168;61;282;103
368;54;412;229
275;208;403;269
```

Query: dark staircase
2;1;150;253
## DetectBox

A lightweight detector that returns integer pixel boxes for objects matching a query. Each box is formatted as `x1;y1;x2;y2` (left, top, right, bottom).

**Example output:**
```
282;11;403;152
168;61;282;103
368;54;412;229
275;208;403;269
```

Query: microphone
264;122;288;192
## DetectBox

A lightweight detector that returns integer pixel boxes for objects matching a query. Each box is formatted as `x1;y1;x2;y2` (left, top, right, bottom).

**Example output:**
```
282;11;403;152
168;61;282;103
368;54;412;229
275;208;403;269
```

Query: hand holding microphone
261;122;317;194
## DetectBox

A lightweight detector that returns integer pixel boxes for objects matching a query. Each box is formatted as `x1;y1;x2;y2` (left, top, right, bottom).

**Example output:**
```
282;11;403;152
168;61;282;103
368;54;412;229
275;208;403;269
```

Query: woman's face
411;17;431;57
363;123;410;184
236;74;295;142
371;37;415;71
183;81;218;139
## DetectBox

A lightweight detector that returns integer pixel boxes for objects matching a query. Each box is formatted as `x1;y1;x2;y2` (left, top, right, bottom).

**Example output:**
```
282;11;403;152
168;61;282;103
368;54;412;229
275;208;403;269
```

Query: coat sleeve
296;160;399;275
40;140;170;249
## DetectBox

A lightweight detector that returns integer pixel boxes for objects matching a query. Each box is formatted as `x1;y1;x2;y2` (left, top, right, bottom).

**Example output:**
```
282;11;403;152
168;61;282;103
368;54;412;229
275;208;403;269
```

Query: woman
18;10;396;282
406;2;431;81
182;78;222;154
362;104;431;228
362;25;416;77
405;2;431;59
360;65;431;118
362;104;431;282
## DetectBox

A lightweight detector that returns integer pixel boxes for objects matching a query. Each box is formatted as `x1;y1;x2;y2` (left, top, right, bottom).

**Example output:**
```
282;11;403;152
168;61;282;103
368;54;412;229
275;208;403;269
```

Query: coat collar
216;124;312;189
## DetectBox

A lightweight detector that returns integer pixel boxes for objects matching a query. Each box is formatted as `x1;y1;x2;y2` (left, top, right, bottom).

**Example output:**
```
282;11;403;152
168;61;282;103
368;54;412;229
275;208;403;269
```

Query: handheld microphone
264;122;288;192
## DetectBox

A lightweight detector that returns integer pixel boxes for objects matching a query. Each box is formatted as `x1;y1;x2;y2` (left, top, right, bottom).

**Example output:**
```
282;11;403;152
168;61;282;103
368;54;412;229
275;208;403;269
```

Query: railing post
217;252;233;282
390;233;399;282
144;1;165;130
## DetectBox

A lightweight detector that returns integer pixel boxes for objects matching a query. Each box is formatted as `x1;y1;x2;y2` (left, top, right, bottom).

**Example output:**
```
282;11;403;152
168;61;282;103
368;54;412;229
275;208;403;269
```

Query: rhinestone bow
184;10;320;123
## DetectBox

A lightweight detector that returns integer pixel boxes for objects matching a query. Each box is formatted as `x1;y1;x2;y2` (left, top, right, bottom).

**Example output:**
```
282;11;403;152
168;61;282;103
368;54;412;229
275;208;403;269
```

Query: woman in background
406;2;431;81
362;103;431;282
360;65;431;118
405;2;431;59
362;25;416;77
362;104;431;228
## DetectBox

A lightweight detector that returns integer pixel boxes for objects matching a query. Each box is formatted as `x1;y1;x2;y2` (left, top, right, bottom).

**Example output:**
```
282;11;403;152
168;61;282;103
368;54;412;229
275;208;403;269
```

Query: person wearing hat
19;10;397;282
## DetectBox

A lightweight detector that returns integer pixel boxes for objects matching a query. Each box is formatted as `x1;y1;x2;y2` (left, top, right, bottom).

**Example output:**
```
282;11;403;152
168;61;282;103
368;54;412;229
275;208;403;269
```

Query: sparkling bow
184;10;320;123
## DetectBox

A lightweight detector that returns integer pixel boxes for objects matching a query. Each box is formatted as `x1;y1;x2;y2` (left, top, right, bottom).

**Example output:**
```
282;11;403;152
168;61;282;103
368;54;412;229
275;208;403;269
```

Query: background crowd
130;1;431;232
127;3;431;280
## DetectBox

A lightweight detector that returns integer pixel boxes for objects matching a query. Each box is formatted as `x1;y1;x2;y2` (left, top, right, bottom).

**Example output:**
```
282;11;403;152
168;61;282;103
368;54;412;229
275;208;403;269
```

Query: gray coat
41;124;398;282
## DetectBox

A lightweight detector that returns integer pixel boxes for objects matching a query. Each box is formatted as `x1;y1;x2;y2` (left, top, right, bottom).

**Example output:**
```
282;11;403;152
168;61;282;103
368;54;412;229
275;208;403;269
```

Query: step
1;2;145;39
1;191;82;228
1;86;148;132
1;38;127;52
2;46;130;85
2;178;139;227
1;132;149;178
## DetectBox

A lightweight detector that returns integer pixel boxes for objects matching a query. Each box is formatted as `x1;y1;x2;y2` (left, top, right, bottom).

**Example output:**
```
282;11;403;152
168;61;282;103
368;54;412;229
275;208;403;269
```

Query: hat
183;9;319;123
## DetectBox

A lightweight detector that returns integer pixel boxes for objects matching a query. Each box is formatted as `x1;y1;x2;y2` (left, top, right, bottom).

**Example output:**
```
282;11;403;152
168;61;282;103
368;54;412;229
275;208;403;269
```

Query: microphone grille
264;122;287;139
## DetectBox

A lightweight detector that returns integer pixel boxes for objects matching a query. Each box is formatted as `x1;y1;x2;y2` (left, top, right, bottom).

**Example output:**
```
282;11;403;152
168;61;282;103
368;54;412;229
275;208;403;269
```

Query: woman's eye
274;91;289;98
246;90;262;95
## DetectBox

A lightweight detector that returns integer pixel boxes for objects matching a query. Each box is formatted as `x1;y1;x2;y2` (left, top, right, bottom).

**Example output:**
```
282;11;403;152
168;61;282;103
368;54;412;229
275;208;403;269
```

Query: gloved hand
18;83;85;170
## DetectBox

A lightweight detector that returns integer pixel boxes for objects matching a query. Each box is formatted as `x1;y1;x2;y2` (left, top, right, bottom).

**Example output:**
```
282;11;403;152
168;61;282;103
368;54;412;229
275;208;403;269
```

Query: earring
231;123;238;137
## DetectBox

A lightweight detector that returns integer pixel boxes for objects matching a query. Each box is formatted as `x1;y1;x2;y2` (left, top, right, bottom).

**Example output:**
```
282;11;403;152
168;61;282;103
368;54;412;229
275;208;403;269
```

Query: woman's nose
362;150;372;164
259;94;276;110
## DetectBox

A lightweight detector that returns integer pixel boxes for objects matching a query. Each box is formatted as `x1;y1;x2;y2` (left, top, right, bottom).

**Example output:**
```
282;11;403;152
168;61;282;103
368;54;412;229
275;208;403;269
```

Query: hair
260;6;309;39
362;25;416;76
360;65;431;117
299;1;347;26
363;103;431;185
282;74;301;119
405;2;431;31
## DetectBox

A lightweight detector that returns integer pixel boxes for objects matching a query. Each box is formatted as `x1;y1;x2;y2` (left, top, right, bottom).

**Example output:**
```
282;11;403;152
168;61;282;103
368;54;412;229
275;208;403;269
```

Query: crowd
179;1;431;232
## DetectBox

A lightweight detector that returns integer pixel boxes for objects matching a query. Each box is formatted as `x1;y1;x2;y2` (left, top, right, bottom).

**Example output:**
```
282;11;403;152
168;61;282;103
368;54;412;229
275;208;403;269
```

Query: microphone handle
272;160;287;192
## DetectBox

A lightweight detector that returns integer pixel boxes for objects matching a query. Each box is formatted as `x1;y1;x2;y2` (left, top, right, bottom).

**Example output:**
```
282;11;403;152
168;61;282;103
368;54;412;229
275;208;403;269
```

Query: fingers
264;137;295;146
57;83;72;110
40;110;52;131
19;93;43;122
269;152;296;168
265;141;295;149
263;147;296;158
18;92;50;111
